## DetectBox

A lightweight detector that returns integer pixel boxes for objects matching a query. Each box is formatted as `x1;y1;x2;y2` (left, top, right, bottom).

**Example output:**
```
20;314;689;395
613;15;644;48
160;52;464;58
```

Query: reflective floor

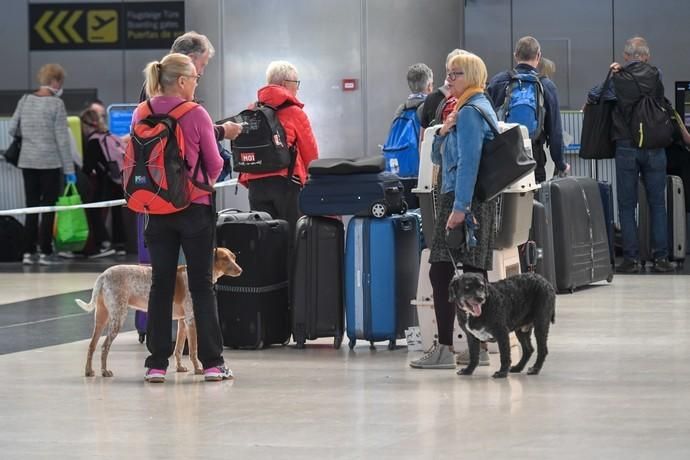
1;259;690;459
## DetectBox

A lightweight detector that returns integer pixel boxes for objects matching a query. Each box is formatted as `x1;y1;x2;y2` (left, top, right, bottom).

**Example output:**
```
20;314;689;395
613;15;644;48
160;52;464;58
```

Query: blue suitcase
345;215;420;350
299;172;407;218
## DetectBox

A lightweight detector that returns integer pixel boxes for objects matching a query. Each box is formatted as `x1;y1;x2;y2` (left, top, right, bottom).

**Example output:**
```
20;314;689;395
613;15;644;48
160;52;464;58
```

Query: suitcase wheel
333;336;343;350
348;339;356;350
371;202;388;218
138;332;145;344
296;341;306;350
388;340;397;351
369;341;376;350
606;273;614;283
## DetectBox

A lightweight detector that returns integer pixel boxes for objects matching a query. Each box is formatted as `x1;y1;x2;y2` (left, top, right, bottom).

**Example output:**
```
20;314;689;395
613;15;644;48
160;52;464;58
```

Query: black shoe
652;258;675;273
616;259;639;274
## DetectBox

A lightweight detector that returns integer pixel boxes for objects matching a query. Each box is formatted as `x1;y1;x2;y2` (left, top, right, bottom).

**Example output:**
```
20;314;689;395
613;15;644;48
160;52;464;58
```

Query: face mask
42;85;63;97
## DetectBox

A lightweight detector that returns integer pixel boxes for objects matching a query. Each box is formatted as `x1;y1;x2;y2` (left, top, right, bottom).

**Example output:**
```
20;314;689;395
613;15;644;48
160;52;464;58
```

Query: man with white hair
139;31;242;141
587;37;675;273
238;60;319;243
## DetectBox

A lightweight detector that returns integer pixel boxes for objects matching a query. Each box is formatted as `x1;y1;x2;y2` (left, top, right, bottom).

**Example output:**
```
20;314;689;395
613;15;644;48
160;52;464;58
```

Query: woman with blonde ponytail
131;53;231;383
410;52;499;371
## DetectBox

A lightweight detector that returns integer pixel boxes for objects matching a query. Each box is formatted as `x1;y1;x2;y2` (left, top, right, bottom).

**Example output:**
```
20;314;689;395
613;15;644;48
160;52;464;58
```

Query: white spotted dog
76;247;242;378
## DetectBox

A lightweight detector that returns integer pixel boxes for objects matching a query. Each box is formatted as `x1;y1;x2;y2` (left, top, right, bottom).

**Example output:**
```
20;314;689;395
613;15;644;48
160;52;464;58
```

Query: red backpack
123;101;213;214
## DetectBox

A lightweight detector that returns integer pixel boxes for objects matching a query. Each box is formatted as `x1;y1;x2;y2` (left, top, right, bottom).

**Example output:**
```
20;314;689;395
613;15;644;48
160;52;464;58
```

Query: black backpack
229;102;295;174
0;216;24;262
624;70;673;149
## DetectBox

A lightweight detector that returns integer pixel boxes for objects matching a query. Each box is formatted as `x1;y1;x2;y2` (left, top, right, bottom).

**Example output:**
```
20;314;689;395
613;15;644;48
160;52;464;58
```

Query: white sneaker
456;349;490;366
88;248;116;259
38;253;62;265
409;342;455;369
22;253;36;265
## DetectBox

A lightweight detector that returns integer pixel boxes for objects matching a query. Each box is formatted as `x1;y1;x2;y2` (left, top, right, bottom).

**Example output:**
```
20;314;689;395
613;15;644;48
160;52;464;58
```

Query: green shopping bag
53;183;89;252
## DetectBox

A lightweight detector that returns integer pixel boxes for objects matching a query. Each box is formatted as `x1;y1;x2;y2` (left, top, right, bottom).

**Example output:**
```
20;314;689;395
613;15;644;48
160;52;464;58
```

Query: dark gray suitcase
291;216;345;349
537;177;614;293
639;175;686;264
522;200;557;287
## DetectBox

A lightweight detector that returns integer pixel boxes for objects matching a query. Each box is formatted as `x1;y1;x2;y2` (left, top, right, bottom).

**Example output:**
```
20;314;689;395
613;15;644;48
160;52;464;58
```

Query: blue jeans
615;141;668;261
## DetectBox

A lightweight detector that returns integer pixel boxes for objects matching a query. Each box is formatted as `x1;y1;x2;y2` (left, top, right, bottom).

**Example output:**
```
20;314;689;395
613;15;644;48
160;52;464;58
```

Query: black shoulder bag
580;70;616;159
466;104;536;202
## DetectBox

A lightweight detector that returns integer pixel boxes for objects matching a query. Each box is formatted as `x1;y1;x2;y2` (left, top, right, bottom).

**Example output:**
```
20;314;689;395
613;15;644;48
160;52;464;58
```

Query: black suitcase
639;175;686;264
598;181;616;267
215;210;291;349
537;177;614;293
0;216;24;262
292;216;345;349
521;200;557;287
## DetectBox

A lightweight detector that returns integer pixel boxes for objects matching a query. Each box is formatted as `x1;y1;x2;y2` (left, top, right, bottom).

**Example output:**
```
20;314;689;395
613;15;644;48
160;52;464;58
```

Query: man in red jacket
240;60;319;241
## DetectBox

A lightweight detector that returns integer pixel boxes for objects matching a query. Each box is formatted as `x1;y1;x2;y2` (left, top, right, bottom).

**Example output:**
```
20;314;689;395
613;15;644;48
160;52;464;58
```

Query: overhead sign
29;2;185;51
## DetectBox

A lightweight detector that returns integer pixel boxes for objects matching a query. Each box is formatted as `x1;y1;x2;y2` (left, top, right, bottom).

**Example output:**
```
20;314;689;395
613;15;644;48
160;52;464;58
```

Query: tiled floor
1;259;690;459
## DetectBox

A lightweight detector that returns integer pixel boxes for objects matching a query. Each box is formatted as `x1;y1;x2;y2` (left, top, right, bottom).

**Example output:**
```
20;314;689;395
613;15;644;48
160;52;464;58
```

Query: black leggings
429;261;487;346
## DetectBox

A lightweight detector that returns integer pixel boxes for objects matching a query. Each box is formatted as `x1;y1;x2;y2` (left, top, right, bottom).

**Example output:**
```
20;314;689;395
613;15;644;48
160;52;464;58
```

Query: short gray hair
266;61;298;85
624;37;650;60
514;36;541;61
407;63;433;93
171;31;215;59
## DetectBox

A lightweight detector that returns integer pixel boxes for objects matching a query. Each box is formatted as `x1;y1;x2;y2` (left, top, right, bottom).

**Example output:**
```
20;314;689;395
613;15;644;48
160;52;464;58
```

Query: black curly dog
449;272;556;379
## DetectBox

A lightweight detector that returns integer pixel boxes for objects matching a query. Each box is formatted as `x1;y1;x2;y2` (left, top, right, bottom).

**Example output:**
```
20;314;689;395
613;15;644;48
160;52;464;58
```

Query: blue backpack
382;99;423;178
497;70;545;140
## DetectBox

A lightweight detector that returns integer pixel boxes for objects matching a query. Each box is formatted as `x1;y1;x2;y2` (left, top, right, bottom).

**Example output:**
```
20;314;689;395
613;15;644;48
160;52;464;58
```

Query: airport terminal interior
3;0;690;458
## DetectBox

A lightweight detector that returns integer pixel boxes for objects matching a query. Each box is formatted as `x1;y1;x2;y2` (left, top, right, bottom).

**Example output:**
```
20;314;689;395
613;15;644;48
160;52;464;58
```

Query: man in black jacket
487;36;569;183
587;37;674;273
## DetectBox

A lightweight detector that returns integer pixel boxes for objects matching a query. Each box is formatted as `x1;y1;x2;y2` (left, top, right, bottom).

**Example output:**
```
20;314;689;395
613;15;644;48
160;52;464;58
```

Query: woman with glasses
132;53;231;383
410;52;498;371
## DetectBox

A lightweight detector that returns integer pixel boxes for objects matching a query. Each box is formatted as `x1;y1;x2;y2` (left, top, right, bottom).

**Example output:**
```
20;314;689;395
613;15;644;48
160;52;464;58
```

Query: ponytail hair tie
156;63;162;70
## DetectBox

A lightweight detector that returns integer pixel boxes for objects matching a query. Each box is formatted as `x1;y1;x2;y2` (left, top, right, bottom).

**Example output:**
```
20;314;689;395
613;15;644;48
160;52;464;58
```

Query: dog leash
446;247;463;279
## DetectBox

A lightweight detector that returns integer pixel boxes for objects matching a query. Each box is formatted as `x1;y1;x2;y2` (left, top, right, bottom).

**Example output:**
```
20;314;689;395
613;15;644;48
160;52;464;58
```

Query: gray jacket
8;94;74;174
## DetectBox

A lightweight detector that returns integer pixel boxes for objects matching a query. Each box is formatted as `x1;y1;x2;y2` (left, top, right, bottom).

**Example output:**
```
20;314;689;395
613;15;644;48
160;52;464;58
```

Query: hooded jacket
239;84;319;186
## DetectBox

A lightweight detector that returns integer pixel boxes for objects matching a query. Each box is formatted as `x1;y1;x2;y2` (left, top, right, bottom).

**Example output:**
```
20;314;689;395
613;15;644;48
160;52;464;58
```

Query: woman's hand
446;209;466;230
439;111;457;136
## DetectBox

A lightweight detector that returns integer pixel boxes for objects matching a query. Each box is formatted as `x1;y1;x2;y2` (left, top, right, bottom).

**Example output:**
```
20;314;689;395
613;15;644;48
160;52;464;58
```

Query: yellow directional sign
30;2;184;51
87;10;118;43
34;10;84;45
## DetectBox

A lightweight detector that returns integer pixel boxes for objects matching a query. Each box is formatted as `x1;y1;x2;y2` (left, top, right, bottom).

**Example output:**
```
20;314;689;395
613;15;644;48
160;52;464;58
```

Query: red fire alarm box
342;79;358;91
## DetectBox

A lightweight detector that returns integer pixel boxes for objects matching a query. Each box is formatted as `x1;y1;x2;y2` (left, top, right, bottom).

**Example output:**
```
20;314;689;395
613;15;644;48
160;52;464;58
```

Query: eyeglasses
284;79;301;88
447;71;465;81
184;74;201;83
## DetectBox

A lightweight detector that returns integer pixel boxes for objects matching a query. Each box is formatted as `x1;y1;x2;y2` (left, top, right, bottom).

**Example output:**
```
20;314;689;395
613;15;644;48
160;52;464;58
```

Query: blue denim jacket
431;93;497;212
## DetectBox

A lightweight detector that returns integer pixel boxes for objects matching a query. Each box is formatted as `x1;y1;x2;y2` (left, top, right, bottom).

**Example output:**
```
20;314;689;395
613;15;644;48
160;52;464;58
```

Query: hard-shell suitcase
537;177;613;292
520;200;557;287
598;181;616;267
345;214;420;350
639;175;686;264
299;172;406;218
291;216;345;349
216;210;291;349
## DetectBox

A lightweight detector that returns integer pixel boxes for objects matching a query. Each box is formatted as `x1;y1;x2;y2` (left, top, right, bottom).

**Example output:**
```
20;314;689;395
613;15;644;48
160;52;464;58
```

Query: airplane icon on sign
91;15;115;31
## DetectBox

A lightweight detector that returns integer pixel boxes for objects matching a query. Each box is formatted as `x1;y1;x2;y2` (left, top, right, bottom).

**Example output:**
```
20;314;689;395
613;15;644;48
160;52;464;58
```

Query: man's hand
610;62;622;73
446;209;466;230
557;162;571;178
222;121;243;140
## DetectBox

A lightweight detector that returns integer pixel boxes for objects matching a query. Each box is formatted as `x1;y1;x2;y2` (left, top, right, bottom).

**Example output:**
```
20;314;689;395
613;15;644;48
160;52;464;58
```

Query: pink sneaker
144;368;166;383
203;365;233;381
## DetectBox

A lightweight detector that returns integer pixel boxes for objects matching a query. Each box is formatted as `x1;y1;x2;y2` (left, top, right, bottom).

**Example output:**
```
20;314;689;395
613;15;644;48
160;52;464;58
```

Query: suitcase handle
219;208;266;221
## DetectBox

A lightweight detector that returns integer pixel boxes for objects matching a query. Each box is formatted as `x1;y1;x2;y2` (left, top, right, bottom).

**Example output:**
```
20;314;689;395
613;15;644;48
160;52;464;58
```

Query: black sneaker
652;258;675;273
616;259;639;274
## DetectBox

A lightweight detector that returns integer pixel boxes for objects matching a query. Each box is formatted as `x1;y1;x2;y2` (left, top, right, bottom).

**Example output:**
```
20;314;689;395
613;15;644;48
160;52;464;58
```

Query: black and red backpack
123;101;213;214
